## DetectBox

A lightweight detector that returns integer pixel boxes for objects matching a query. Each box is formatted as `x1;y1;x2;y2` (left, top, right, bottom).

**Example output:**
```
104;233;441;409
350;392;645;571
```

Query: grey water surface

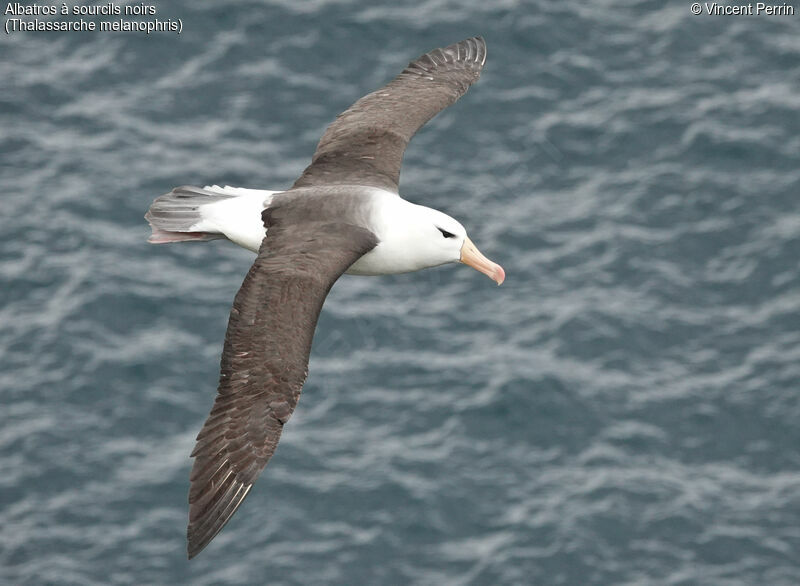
2;1;800;584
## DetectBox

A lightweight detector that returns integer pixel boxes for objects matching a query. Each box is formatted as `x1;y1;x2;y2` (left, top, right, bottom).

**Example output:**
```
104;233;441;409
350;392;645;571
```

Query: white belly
346;242;438;275
196;186;453;276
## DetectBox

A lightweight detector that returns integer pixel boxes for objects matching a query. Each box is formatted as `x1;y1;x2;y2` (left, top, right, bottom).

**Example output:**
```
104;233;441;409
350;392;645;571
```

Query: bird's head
410;205;505;285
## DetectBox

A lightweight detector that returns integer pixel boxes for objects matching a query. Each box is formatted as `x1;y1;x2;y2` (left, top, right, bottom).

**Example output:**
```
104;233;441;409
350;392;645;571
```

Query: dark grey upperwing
187;216;378;559
291;37;487;193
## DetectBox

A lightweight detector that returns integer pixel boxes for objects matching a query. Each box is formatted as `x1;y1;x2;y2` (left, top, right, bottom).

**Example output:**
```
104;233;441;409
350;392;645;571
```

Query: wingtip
187;529;206;560
449;36;487;66
186;479;254;559
471;36;487;66
186;526;213;560
187;538;208;560
406;36;487;77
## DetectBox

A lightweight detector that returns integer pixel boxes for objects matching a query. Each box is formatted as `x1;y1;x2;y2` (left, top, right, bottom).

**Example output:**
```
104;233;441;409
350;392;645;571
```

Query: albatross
145;36;504;559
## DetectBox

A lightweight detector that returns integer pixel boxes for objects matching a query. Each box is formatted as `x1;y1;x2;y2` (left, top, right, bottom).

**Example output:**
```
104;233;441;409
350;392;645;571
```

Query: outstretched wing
187;215;378;559
292;36;487;193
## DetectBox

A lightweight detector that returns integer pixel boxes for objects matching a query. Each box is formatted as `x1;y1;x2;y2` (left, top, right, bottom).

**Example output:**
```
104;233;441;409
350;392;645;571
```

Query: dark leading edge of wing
186;211;377;559
292;37;487;193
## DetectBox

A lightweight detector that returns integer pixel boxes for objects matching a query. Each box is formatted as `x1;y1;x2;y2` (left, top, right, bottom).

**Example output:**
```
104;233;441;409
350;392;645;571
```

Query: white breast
347;190;448;276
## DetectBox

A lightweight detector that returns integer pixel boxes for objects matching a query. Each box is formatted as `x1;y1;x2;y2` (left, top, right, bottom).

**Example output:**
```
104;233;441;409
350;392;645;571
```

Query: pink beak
460;237;505;285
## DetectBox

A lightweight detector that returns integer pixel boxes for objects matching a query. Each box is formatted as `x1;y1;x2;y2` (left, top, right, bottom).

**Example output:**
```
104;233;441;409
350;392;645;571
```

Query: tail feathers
148;227;225;244
145;185;235;243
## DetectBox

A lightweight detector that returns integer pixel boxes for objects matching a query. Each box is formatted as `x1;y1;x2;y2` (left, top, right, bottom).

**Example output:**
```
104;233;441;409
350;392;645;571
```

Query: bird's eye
437;227;456;239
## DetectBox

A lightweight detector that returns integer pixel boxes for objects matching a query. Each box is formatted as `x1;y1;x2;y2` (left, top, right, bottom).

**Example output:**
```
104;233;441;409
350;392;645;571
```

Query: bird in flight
145;36;504;559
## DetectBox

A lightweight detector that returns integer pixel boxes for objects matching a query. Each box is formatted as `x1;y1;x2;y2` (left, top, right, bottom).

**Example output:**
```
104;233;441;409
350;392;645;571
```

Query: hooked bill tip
494;265;506;285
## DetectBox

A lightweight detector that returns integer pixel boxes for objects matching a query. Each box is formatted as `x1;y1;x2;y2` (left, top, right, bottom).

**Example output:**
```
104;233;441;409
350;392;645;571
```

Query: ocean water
2;1;800;584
